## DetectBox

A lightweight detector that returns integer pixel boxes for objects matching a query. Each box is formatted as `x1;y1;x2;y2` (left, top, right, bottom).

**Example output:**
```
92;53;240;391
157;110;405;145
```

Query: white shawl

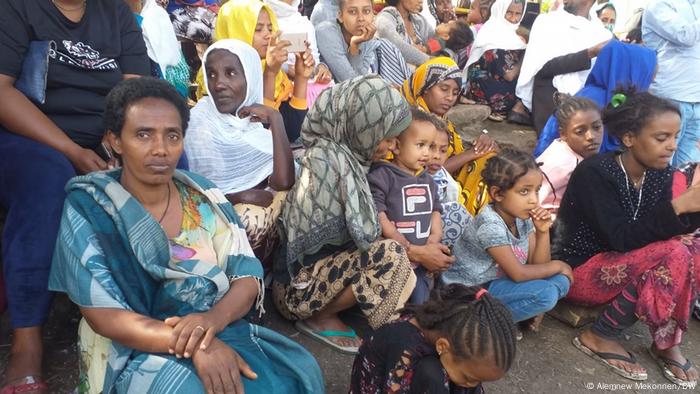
140;0;181;75
515;9;612;110
185;40;275;195
465;0;527;71
264;0;321;64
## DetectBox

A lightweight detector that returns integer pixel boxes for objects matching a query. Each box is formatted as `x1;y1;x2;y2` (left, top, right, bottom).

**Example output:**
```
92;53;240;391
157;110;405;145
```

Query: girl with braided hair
553;87;700;385
443;148;572;329
537;94;603;217
349;284;516;393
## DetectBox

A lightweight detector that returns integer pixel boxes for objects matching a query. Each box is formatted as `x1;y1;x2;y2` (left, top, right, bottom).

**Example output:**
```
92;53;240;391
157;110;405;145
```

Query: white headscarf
185;39;275;195
140;0;181;75
421;0;439;29
264;0;321;64
465;0;527;71
515;8;612;110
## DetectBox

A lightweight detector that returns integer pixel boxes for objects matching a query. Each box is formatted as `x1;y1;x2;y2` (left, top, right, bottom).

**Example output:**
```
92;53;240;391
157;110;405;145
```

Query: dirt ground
3;114;700;393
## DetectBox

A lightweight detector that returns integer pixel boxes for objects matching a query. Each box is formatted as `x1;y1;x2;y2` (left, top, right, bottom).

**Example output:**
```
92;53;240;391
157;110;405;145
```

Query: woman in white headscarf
463;0;527;120
185;39;295;262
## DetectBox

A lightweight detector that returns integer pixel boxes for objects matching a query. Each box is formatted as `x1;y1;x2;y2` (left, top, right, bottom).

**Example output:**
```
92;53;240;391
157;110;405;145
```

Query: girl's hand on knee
554;260;574;284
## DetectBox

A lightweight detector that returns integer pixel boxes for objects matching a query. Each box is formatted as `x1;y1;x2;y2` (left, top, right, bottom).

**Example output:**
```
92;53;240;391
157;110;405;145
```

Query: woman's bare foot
304;313;361;349
579;329;647;376
651;344;699;383
2;327;45;393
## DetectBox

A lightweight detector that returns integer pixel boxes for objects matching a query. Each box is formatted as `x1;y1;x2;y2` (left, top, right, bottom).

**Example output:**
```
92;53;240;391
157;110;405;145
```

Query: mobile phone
279;31;307;53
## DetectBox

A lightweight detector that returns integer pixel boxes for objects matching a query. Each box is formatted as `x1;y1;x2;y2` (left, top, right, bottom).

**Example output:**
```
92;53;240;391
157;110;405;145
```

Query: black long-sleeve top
532;49;591;134
552;152;700;268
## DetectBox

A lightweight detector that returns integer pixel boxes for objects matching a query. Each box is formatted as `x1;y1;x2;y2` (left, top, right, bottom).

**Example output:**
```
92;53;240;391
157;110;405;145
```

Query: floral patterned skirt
567;236;700;349
465;49;525;116
272;240;416;329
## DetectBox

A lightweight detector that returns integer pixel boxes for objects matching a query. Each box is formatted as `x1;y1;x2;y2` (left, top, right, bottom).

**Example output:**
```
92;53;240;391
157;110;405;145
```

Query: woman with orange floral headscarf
402;57;498;215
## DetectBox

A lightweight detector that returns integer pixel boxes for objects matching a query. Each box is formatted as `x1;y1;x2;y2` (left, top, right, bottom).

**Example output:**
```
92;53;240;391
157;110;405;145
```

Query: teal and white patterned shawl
49;169;263;393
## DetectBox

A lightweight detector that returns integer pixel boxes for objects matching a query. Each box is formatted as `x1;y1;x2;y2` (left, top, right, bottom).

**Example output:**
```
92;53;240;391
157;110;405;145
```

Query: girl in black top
0;1;149;391
552;88;700;386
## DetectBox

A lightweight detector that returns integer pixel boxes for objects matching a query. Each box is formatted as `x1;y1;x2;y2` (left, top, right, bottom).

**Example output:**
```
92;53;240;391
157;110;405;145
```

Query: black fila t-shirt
0;0;150;149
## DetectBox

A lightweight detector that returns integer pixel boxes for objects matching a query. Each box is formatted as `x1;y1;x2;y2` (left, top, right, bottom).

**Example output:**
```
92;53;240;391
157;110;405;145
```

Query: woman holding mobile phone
264;0;334;84
199;0;315;142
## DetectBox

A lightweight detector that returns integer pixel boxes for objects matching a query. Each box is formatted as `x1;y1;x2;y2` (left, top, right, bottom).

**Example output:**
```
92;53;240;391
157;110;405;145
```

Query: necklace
617;154;646;221
51;0;86;12
158;182;172;224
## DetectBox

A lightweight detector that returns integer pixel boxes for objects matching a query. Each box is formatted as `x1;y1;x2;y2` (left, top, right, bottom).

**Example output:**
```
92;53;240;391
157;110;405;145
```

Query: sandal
488;113;505;122
295;320;360;355
648;347;698;386
572;337;648;381
0;376;48;394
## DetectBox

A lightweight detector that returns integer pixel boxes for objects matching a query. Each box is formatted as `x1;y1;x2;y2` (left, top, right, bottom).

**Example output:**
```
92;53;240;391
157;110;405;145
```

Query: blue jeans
0;128;75;327
672;100;700;166
409;267;433;304
488;274;570;323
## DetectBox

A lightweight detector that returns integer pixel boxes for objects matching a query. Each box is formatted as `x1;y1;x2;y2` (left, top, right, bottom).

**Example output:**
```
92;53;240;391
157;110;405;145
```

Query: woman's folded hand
164;312;227;358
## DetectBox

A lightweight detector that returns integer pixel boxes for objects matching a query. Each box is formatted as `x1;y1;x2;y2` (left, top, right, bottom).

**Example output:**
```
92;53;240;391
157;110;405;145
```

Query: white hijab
515;8;612;110
185;39;275;195
264;0;321;64
140;0;181;75
465;0;527;71
421;0;439;29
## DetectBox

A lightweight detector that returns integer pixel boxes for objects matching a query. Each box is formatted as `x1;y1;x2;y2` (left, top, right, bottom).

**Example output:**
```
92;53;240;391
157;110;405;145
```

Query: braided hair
482;147;539;193
603;86;680;140
554;93;600;133
403;284;517;371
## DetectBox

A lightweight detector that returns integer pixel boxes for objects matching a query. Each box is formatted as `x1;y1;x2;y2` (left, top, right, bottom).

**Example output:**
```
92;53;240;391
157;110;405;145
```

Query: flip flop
0;375;48;394
295;320;360;355
648;347;698;387
488;113;505;122
572;337;648;381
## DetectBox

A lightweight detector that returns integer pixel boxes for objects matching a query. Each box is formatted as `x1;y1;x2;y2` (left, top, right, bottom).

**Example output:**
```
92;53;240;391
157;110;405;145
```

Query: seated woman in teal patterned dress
48;77;323;394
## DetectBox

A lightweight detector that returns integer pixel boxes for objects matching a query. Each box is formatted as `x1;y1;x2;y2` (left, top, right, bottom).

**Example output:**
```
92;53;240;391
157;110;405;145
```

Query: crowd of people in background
0;0;699;393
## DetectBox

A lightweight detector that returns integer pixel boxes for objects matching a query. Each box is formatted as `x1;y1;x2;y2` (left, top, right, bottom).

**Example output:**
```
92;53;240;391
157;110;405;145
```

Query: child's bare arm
378;211;410;248
488;246;567;282
427;211;443;244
